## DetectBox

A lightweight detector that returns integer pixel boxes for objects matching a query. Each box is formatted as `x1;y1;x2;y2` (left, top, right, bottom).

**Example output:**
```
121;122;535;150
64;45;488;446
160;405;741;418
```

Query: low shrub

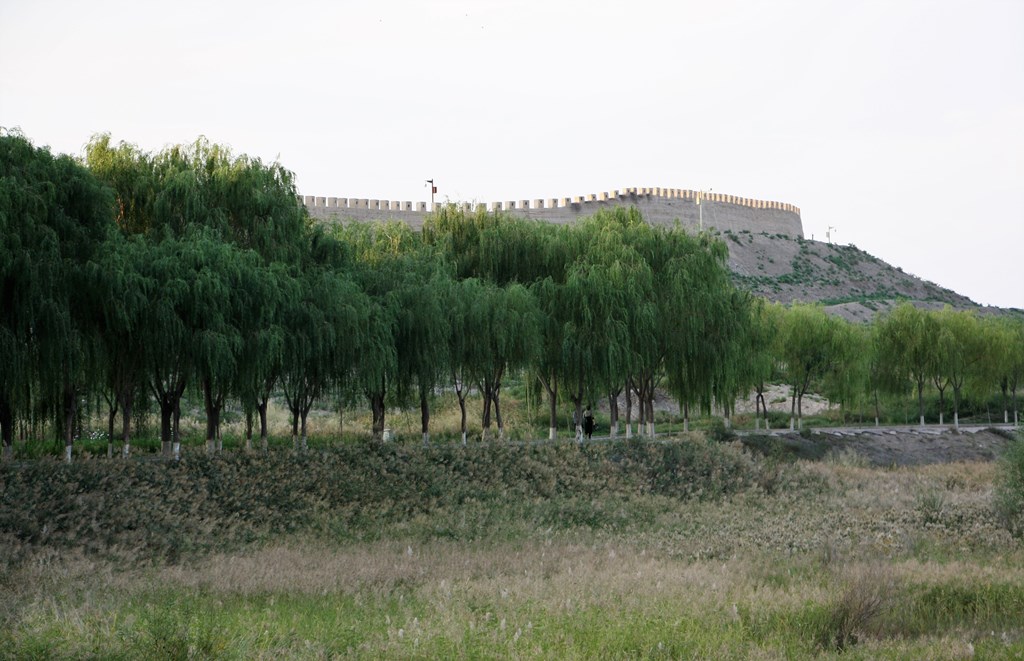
0;438;785;562
994;434;1024;536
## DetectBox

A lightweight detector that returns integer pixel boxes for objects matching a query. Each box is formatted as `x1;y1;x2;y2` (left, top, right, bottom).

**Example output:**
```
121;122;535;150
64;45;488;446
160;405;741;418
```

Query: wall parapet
302;187;801;217
302;186;804;238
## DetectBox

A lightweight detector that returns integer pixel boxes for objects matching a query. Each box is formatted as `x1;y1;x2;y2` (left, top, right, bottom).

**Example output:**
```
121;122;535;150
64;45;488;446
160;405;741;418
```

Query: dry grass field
2;433;1023;659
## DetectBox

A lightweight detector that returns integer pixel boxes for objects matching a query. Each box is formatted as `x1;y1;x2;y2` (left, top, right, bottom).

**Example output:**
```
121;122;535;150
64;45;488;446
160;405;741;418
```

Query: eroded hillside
723;230;981;321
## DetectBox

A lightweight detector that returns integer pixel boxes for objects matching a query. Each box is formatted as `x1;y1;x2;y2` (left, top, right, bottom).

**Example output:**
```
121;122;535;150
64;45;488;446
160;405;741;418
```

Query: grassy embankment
2;432;1023;659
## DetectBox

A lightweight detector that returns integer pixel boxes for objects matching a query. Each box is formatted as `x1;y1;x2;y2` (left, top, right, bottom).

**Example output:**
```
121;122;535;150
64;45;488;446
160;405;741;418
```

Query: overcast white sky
2;0;1022;308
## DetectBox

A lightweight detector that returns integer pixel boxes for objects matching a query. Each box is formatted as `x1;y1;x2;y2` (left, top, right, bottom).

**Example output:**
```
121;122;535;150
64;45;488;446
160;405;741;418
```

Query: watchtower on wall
301;187;804;239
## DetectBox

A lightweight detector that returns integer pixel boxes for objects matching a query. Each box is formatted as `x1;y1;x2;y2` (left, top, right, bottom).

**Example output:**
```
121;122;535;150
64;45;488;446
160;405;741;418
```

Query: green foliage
995;434;1024;536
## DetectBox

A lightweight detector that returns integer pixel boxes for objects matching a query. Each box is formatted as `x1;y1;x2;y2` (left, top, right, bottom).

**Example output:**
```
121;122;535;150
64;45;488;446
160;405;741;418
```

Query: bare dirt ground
750;427;1014;467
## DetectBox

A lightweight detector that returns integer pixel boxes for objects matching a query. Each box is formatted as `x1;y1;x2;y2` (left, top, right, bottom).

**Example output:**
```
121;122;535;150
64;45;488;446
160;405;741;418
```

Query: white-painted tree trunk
1005;410;1009;424
422;432;430;446
724;416;731;430
611;421;618;438
625;423;632;439
64;446;72;463
789;417;795;431
107;442;113;459
461;431;467;446
123;443;130;459
683;417;689;433
939;413;944;426
548;427;557;441
954;412;959;430
647;421;654;437
173;442;180;461
217;438;223;452
919;415;925;426
875;416;880;427
261;435;268;451
207;439;216;454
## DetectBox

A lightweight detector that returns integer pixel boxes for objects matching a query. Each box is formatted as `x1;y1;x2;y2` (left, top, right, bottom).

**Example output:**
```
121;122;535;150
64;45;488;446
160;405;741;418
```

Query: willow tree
138;238;195;457
530;276;568;440
446;277;484;444
84;134;154;234
558;241;633;438
876;303;939;426
746;301;783;429
181;233;267;453
0;130;113;461
476;282;539;441
776;303;852;430
372;234;453;446
578;209;655;438
279;266;365;449
989;316;1024;425
91;233;156;457
932;307;985;429
236;262;293;450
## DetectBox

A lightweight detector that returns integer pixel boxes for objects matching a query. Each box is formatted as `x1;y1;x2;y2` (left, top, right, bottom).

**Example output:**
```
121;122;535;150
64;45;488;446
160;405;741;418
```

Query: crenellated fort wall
302;187;804;238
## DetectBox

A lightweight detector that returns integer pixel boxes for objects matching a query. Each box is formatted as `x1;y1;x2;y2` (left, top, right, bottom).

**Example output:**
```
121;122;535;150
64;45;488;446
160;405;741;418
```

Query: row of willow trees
2;130;1023;461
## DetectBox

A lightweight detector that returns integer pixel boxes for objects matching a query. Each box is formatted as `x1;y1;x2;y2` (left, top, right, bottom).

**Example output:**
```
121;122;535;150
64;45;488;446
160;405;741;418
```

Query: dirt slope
720;231;1009;321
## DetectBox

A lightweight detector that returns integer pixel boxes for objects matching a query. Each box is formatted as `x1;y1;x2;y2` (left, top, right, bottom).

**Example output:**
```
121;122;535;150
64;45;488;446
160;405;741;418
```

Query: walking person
583;406;595;440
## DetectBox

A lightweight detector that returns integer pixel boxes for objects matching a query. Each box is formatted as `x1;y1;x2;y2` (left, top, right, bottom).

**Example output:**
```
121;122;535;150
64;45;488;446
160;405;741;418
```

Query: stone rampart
302;187;804;238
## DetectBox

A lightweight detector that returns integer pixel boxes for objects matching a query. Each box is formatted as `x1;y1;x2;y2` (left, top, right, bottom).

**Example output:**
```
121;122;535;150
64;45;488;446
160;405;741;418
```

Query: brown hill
720;230;998;321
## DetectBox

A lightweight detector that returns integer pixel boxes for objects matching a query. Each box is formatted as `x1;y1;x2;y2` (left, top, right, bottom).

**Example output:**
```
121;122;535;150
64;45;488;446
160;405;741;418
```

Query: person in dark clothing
583;407;595;440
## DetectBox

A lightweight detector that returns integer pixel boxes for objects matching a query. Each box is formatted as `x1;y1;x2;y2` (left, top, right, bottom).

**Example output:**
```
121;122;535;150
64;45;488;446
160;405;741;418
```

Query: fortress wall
302;188;804;238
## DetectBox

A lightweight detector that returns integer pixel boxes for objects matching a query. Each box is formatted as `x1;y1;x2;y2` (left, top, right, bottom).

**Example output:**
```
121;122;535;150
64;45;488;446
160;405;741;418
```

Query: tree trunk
646;393;655;437
120;393;132;459
481;378;494;441
754;386;763;430
493;386;503;441
458;393;468;445
300;405;310;450
569;388;583;443
683;401;690;433
290;405;300;448
917;379;926;426
608;389;620;438
204;379;219;454
625;380;633;439
1;396;13;462
107;403;117;459
420;389;430;446
539;374;557;441
63;385;76;463
173;398;182;460
789;385;797;431
370;392;386;440
245;409;254;451
160;399;174;457
636;378;647;435
258;397;269;450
